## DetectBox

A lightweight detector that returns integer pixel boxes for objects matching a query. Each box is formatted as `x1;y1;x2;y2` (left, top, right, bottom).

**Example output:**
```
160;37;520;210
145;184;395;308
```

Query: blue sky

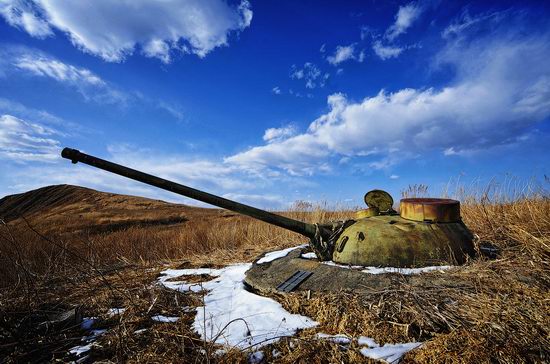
0;0;549;208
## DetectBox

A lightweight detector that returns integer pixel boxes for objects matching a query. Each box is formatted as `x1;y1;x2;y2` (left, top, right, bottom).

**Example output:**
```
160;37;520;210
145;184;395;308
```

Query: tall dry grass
0;178;548;362
0;202;352;287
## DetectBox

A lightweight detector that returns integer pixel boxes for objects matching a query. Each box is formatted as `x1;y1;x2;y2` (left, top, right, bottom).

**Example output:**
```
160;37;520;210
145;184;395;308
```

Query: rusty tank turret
61;147;476;267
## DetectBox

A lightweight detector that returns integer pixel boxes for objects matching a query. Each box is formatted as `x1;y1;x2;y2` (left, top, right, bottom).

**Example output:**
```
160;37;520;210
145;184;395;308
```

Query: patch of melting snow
69;343;93;356
159;267;224;292
248;350;265;363
322;261;364;269
256;244;308;264
301;252;317;259
316;332;352;345
80;317;96;330
358;336;378;347
151;315;180;323
214;348;227;356
87;329;107;338
362;266;452;275
159;263;317;349
107;307;126;316
359;342;422;363
69;322;108;358
315;334;422;363
322;261;452;275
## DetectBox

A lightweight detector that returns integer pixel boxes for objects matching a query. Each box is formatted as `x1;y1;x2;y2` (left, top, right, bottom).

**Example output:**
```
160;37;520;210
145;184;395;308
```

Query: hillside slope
0;184;225;235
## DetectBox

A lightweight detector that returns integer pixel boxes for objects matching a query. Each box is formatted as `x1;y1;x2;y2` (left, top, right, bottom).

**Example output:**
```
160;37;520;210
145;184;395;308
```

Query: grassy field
0;182;548;363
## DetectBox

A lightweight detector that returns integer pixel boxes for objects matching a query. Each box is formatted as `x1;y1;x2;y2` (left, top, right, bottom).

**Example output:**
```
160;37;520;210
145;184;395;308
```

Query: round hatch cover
364;190;394;212
400;198;461;223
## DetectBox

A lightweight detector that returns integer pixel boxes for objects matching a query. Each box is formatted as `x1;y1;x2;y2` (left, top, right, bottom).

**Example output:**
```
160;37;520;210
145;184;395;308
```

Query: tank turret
61;147;475;267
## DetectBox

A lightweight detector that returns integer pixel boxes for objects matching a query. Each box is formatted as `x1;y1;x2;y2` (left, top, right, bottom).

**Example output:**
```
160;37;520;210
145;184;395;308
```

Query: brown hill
0;184;226;235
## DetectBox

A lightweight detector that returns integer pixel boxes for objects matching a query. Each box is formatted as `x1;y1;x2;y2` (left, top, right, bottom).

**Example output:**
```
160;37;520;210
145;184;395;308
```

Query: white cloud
155;101;185;122
2;47;129;105
0;114;61;162
263;125;297;143
327;44;356;65
0;97;64;126
3;48;185;116
14;53;105;86
358;50;366;63
443;147;458;156
0;0;252;63
225;132;330;176
389;174;399;180
142;39;172;64
442;10;507;39
385;2;422;41
221;193;283;208
290;63;328;89
272;86;282;95
2;143;293;208
226;26;550;176
372;41;403;60
0;0;52;38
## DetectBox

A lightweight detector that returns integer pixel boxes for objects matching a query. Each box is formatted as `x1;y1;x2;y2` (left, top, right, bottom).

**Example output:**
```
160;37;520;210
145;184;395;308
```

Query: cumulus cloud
0;0;253;63
263;125;297;143
0;114;61;162
290;63;329;89
372;41;403;60
226;19;550;175
272;86;281;95
385;2;422;41
327;44;356;65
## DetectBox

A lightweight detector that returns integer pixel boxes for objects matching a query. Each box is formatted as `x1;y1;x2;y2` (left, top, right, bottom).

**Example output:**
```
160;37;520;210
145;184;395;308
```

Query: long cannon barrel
61;147;318;239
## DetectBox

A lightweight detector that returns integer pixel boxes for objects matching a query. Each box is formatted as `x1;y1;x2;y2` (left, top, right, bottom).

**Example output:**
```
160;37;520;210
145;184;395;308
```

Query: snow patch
322;261;453;275
316;332;352;344
159;268;224;292
152;315;180;323
248;350;265;363
80;317;96;330
159;263;317;349
301;252;317;259
256;244;307;264
361;265;452;275
360;342;422;363
69;322;107;358
69;343;93;356
358;336;378;347
107;307;126;316
322;261;364;269
313;333;421;363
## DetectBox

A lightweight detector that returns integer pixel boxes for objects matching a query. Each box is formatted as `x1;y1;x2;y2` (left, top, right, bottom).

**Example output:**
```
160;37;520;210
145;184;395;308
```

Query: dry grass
0;180;549;363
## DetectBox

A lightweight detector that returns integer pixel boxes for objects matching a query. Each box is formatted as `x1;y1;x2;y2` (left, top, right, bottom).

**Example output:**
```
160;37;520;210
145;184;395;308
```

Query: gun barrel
61;147;317;239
